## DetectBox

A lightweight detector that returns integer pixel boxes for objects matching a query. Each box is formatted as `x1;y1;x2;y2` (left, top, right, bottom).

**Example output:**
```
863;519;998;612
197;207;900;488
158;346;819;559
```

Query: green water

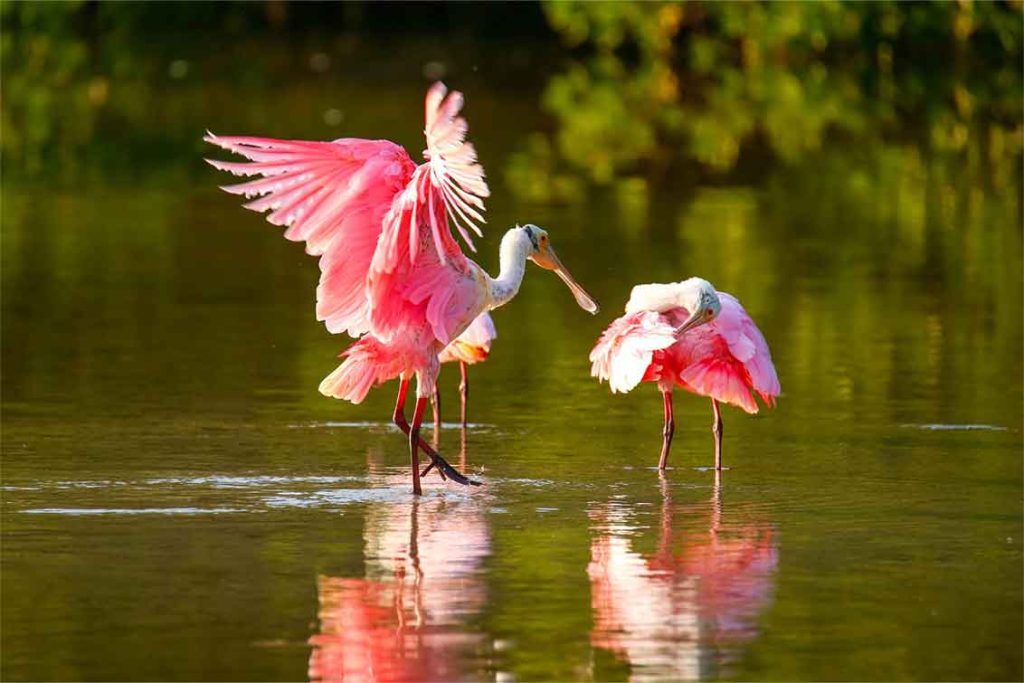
3;26;1022;683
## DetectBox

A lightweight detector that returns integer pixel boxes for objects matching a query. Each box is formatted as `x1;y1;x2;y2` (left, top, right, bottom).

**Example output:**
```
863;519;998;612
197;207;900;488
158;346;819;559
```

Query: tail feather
318;337;405;404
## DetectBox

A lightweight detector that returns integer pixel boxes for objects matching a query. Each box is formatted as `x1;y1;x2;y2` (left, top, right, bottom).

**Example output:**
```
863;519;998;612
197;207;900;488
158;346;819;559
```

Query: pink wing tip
427;81;448;102
203;131;232;150
424;82;449;127
418;80;490;253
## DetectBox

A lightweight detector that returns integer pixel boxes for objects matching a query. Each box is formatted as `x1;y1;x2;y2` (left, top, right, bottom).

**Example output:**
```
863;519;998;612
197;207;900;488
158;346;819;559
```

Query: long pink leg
459;361;469;429
391;379;477;486
711;398;724;470
658;389;674;470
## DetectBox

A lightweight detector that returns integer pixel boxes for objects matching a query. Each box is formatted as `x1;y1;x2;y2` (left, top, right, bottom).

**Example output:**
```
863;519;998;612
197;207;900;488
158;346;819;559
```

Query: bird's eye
705;309;714;318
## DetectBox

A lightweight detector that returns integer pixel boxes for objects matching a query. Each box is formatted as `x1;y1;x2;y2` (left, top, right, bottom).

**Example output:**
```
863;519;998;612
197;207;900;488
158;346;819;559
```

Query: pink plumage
590;280;779;470
438;312;496;365
591;293;779;413
205;82;494;493
206;82;600;494
205;83;487;355
205;82;490;402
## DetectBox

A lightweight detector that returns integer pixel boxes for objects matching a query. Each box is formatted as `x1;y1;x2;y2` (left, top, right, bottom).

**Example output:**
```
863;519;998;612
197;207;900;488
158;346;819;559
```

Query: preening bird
433;312;496;437
205;82;598;494
590;278;779;470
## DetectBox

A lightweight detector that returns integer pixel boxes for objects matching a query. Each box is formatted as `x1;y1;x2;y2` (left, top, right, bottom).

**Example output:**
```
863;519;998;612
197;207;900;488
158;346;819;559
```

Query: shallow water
3;37;1023;682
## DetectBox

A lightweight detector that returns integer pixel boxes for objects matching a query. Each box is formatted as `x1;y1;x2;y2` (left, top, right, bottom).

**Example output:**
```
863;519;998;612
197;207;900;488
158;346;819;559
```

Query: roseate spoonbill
589;278;779;470
432;311;496;437
205;83;598;494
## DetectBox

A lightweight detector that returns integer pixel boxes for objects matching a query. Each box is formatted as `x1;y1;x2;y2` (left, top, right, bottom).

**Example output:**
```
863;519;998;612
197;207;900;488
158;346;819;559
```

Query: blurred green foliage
2;1;93;176
1;1;556;184
2;1;1021;210
0;1;301;182
505;0;1022;201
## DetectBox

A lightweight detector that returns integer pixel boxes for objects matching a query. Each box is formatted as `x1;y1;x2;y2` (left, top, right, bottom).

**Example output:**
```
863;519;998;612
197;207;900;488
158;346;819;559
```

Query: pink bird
205;83;598;494
432;311;496;436
590;278;779;470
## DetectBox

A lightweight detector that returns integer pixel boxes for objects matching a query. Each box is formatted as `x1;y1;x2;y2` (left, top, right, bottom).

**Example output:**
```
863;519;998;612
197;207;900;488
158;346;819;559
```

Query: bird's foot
421;454;480;487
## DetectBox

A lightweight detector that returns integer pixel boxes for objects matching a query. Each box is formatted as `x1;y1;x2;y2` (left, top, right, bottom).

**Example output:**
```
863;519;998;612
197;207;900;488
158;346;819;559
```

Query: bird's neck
626;278;704;314
487;229;531;310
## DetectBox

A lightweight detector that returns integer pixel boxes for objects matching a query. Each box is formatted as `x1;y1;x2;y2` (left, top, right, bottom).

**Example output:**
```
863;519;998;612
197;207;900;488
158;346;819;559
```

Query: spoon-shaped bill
535;246;600;314
554;264;600;314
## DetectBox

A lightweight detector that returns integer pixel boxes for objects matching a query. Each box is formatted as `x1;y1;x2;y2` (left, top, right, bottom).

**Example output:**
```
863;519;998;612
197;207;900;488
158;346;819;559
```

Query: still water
3;49;1022;682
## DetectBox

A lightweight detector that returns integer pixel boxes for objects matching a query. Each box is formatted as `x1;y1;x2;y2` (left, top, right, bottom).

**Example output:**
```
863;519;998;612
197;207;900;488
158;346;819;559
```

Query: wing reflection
309;470;490;682
588;475;777;681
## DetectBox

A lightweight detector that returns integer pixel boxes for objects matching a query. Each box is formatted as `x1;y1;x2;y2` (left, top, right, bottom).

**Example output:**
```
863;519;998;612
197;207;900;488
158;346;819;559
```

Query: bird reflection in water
588;474;777;681
308;448;491;682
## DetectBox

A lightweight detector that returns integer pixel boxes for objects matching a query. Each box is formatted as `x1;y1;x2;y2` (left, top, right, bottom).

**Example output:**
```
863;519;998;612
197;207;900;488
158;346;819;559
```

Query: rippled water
3;47;1022;683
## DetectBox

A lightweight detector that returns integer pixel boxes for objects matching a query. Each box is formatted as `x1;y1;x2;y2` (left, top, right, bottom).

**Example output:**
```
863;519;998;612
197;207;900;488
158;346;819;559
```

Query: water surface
3;31;1022;683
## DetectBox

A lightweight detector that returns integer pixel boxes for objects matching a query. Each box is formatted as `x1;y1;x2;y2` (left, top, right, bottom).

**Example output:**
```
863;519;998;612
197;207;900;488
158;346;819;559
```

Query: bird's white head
519;224;600;314
676;277;722;335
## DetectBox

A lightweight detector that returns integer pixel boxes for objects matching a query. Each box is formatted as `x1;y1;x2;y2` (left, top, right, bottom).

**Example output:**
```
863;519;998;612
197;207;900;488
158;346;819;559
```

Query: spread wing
423;82;490;253
205;82;491;348
366;83;492;345
204;134;416;337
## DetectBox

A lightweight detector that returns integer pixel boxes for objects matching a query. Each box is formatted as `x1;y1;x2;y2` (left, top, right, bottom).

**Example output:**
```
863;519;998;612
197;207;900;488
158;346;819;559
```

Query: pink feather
590;292;780;413
205;83;493;401
589;312;679;394
438;313;497;365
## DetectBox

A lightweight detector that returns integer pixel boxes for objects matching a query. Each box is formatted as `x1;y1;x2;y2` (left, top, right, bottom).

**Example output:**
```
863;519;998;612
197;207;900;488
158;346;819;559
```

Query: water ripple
902;423;1009;431
145;474;361;488
289;421;496;431
22;507;246;516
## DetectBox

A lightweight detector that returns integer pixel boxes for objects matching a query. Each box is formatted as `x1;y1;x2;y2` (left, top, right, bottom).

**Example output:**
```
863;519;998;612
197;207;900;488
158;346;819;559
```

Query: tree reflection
308;469;491;682
588;475;777;681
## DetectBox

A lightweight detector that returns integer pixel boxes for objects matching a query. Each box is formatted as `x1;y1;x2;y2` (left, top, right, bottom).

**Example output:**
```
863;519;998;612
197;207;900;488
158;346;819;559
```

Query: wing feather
206;83;492;351
590;312;679;394
205;133;416;337
715;293;781;402
423;82;490;243
364;83;491;345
